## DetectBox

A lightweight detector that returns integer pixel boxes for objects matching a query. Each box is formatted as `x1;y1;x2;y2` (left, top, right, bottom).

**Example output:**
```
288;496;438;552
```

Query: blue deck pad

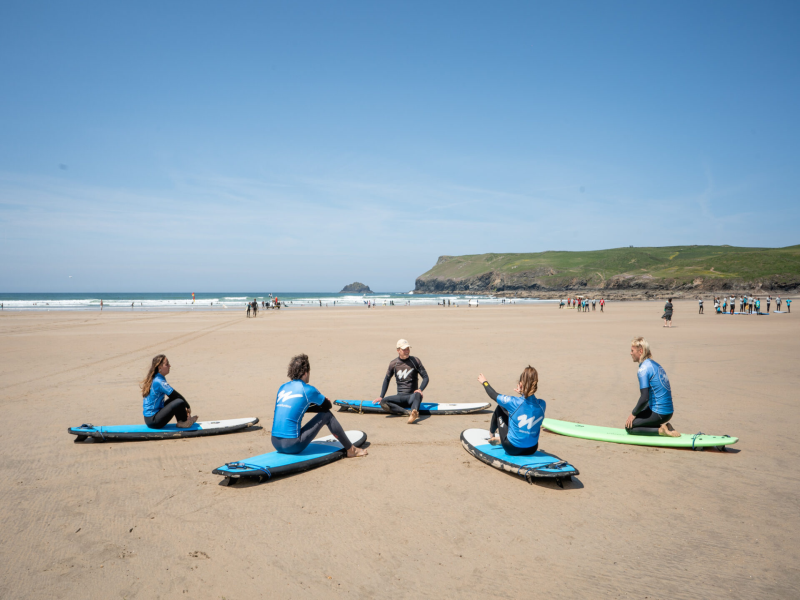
475;444;577;474
215;441;344;475
335;399;489;413
73;423;201;433
338;400;441;411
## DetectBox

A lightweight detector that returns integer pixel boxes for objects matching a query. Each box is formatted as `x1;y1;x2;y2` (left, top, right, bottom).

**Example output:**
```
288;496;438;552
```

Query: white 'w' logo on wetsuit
396;368;413;380
518;414;543;430
277;390;302;405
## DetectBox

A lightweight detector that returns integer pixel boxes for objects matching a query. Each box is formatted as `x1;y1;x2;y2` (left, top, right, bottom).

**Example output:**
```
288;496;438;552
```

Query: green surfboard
542;418;738;449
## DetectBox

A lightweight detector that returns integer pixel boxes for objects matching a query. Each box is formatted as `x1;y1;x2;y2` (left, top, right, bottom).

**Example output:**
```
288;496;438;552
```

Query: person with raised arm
477;366;545;456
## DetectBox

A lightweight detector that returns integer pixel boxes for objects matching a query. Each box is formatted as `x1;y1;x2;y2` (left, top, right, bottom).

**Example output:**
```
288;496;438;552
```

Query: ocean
0;292;555;311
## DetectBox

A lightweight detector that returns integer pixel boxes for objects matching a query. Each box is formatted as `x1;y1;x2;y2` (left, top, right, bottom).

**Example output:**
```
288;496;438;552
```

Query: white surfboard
334;399;490;414
68;417;259;441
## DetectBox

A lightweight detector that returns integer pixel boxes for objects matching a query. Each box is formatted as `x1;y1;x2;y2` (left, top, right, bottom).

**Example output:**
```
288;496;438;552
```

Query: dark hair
287;354;310;380
668;298;673;302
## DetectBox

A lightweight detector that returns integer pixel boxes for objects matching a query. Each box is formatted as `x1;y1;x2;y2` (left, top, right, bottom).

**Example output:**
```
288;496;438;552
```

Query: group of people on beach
247;296;282;317
560;297;605;312
139;334;679;463
710;294;791;314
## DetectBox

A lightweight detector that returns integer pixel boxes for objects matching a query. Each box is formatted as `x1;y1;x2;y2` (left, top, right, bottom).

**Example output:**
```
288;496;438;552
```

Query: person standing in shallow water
625;337;679;437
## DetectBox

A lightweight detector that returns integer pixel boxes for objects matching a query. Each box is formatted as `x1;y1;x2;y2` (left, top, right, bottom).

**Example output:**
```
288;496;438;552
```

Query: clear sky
1;1;798;292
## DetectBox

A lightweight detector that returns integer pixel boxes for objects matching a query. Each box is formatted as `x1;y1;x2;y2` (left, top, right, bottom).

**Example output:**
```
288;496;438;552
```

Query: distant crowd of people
560;297;605;312
711;294;791;315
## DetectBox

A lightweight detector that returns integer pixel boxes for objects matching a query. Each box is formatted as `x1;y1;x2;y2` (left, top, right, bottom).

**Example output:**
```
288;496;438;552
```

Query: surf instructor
373;339;429;424
625;337;680;437
141;355;198;429
272;354;367;458
477;367;545;456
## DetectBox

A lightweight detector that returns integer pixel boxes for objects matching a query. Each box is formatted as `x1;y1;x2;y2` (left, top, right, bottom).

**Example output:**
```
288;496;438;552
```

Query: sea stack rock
340;282;373;293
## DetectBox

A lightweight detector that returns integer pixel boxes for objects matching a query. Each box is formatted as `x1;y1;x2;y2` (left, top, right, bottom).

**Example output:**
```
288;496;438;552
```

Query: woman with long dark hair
477;366;545;456
140;355;198;428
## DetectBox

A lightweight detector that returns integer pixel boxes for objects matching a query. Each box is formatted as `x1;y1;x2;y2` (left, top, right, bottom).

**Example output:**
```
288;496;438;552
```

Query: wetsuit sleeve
380;365;392;398
632;387;650;416
303;383;325;406
496;394;523;412
482;381;499;401
167;388;189;409
157;378;174;396
306;399;332;413
416;359;429;391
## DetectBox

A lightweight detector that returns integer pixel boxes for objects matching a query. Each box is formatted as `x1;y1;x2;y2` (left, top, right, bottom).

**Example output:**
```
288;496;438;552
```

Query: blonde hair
140;354;167;397
631;337;652;363
519;366;539;398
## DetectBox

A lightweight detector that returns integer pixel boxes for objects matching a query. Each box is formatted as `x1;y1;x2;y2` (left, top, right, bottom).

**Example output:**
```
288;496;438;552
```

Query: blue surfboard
335;399;489;414
68;417;259;442
461;428;579;486
213;430;367;485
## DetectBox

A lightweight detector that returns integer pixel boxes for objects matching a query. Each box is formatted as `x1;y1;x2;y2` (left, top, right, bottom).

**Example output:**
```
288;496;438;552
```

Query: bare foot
407;409;419;424
488;436;501;445
658;422;680;437
177;416;198;428
346;446;368;458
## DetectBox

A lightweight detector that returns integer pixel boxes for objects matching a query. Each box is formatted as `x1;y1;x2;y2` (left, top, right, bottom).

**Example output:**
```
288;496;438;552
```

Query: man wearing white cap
373;339;429;424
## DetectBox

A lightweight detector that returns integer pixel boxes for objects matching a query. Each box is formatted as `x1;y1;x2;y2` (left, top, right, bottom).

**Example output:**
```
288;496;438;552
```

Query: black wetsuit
145;390;191;429
481;382;539;456
625;387;673;435
379;356;429;415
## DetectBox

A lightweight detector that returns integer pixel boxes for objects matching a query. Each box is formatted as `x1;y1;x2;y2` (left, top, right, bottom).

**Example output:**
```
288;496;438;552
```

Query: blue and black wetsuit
271;379;352;454
627;358;674;435
143;373;191;428
481;381;545;456
379;356;429;415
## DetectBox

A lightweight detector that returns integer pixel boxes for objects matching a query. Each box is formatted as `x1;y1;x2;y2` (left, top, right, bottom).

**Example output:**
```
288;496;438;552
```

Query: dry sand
0;302;798;599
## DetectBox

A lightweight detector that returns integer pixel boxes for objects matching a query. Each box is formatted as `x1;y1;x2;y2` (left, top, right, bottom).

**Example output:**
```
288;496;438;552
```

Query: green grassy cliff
414;245;800;297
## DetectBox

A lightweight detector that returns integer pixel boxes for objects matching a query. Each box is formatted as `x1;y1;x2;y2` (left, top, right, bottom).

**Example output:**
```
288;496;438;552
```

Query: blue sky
1;1;798;292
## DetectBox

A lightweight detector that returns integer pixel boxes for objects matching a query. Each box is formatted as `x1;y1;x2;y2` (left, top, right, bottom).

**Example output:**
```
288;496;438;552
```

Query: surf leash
691;432;705;451
224;462;272;479
79;423;105;441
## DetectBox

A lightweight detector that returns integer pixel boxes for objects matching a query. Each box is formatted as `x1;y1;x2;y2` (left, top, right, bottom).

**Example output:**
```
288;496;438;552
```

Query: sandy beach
1;301;798;599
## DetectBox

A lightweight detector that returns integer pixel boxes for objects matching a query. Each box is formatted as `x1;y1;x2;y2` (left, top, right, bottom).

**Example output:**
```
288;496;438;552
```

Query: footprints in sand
189;551;210;559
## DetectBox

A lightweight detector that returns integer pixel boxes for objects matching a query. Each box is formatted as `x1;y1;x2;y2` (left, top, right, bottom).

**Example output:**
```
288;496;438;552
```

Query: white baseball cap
396;339;410;349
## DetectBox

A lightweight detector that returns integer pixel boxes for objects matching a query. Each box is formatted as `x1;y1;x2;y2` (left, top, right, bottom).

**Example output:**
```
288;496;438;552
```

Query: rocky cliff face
415;270;800;299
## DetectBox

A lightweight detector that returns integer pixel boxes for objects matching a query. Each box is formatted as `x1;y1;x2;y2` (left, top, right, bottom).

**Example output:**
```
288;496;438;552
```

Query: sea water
0;292;555;311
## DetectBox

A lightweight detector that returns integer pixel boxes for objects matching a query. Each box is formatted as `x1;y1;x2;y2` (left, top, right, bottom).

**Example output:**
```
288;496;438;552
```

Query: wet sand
0;302;798;599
